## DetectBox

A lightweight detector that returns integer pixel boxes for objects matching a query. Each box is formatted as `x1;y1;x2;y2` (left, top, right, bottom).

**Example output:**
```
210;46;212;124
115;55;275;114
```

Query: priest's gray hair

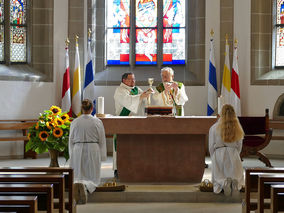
161;67;174;76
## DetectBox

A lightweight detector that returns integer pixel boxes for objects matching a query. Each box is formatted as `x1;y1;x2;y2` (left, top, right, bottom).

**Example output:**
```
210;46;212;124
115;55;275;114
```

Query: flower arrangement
26;106;71;161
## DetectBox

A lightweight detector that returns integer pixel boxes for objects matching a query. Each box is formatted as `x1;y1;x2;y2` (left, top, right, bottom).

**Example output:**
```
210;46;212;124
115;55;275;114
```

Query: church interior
1;0;284;212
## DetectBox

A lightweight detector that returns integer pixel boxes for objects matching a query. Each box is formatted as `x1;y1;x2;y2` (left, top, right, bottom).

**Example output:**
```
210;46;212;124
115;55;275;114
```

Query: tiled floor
0;156;283;213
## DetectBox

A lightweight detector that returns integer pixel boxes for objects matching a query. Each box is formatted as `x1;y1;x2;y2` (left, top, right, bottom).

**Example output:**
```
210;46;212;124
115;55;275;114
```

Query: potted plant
26;106;71;167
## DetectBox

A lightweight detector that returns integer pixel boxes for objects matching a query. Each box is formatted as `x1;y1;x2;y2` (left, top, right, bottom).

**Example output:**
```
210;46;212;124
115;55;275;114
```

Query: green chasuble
119;87;139;116
114;86;139;151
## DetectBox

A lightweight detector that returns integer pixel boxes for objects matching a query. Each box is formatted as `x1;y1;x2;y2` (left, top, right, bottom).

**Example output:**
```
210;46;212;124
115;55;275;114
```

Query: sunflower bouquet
26;106;71;160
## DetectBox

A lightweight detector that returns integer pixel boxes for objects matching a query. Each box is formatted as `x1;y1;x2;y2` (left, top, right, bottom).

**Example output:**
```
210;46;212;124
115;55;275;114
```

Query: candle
217;96;221;115
97;96;104;114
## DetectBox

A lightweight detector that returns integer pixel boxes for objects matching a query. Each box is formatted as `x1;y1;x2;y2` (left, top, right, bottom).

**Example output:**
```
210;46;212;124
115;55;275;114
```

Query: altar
100;116;217;183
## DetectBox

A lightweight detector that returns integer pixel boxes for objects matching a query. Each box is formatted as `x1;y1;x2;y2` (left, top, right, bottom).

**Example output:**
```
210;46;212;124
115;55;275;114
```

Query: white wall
0;0;68;157
0;0;68;120
1;0;284;157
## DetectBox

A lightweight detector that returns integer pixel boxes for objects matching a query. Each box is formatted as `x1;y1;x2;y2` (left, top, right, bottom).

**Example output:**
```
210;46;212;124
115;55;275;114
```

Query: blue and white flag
207;37;218;116
83;39;96;115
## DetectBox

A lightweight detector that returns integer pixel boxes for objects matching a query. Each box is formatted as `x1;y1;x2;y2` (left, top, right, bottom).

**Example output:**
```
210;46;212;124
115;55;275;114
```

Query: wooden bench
0;195;38;213
0;167;75;213
271;185;284;213
0;174;65;213
0;120;37;159
244;167;284;213
0;183;53;213
257;174;284;213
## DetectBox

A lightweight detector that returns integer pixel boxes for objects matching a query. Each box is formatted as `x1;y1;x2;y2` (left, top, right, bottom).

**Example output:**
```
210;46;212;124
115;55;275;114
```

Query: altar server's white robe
69;114;107;193
152;82;188;115
209;122;244;194
114;83;146;116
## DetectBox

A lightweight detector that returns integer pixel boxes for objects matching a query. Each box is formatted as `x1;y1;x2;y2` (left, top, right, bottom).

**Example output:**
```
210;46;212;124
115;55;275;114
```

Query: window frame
105;0;188;68
1;0;29;65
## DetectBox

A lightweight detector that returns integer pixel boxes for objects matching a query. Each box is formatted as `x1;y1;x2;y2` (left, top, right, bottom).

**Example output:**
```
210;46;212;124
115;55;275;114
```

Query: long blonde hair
217;104;244;143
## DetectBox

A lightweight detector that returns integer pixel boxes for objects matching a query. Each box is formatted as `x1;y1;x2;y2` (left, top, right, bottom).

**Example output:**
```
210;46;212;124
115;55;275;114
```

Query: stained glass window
10;0;27;62
10;26;26;62
106;0;130;65
106;0;186;66
0;0;4;62
276;0;284;66
163;0;185;65
135;0;157;65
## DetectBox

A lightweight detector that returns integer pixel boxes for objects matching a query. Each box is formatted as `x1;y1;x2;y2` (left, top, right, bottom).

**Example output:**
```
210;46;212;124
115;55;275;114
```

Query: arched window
275;0;284;67
105;0;186;66
0;0;27;63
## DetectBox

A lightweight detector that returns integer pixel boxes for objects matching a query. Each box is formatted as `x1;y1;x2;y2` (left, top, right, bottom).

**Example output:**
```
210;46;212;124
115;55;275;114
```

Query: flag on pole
72;37;82;116
207;33;217;116
83;33;96;115
61;41;72;116
221;36;231;106
231;40;241;116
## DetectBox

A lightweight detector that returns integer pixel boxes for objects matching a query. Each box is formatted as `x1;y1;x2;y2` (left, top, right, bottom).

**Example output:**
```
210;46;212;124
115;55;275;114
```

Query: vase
48;149;59;167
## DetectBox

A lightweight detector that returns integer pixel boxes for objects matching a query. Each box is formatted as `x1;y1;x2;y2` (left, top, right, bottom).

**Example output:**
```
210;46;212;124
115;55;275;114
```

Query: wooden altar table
100;116;217;183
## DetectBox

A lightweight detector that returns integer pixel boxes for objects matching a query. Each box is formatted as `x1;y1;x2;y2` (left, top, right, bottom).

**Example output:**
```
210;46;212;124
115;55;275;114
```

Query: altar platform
1;156;284;205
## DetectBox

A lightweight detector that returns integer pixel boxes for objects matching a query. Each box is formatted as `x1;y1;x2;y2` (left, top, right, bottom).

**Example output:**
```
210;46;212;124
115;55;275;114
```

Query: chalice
147;78;154;105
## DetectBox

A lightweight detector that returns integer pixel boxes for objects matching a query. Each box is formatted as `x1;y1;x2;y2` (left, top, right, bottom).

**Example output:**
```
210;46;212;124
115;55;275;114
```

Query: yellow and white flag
72;39;82;116
221;38;231;107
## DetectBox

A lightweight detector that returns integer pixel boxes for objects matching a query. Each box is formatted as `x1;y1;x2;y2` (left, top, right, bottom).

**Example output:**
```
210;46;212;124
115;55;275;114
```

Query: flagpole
83;29;97;115
61;37;72;116
207;29;218;116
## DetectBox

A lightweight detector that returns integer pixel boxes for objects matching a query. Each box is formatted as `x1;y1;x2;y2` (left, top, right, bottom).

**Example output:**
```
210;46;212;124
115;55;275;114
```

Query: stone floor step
88;186;243;203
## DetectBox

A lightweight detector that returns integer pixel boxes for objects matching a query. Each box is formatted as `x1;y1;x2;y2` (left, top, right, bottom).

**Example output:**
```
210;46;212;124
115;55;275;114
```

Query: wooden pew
257;174;284;213
0;120;37;159
0;183;53;213
0;167;75;213
0;174;65;213
0;195;38;213
271;185;284;213
244;167;284;213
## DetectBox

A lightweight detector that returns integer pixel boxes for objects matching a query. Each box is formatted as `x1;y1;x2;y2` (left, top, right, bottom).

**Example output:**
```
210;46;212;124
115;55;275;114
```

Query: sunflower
39;131;49;141
54;118;64;126
60;113;70;122
27;133;31;140
50;106;61;116
46;121;55;130
35;122;39;130
53;127;63;138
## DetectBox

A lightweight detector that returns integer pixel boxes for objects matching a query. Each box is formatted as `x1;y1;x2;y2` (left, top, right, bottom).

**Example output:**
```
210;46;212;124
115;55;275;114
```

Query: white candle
217;96;221;115
97;96;104;114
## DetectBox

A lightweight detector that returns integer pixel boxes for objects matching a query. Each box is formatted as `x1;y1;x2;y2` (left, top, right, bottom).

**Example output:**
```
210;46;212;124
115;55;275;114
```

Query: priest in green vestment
152;67;188;116
113;72;152;177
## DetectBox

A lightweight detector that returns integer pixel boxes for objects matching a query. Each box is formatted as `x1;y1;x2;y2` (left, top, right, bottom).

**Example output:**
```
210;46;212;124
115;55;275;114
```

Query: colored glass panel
10;26;26;62
107;0;130;28
0;25;4;61
0;0;4;23
136;0;157;28
163;0;185;28
162;28;185;64
106;28;130;65
277;0;284;24
135;28;157;65
106;0;130;65
276;27;284;66
10;0;26;25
